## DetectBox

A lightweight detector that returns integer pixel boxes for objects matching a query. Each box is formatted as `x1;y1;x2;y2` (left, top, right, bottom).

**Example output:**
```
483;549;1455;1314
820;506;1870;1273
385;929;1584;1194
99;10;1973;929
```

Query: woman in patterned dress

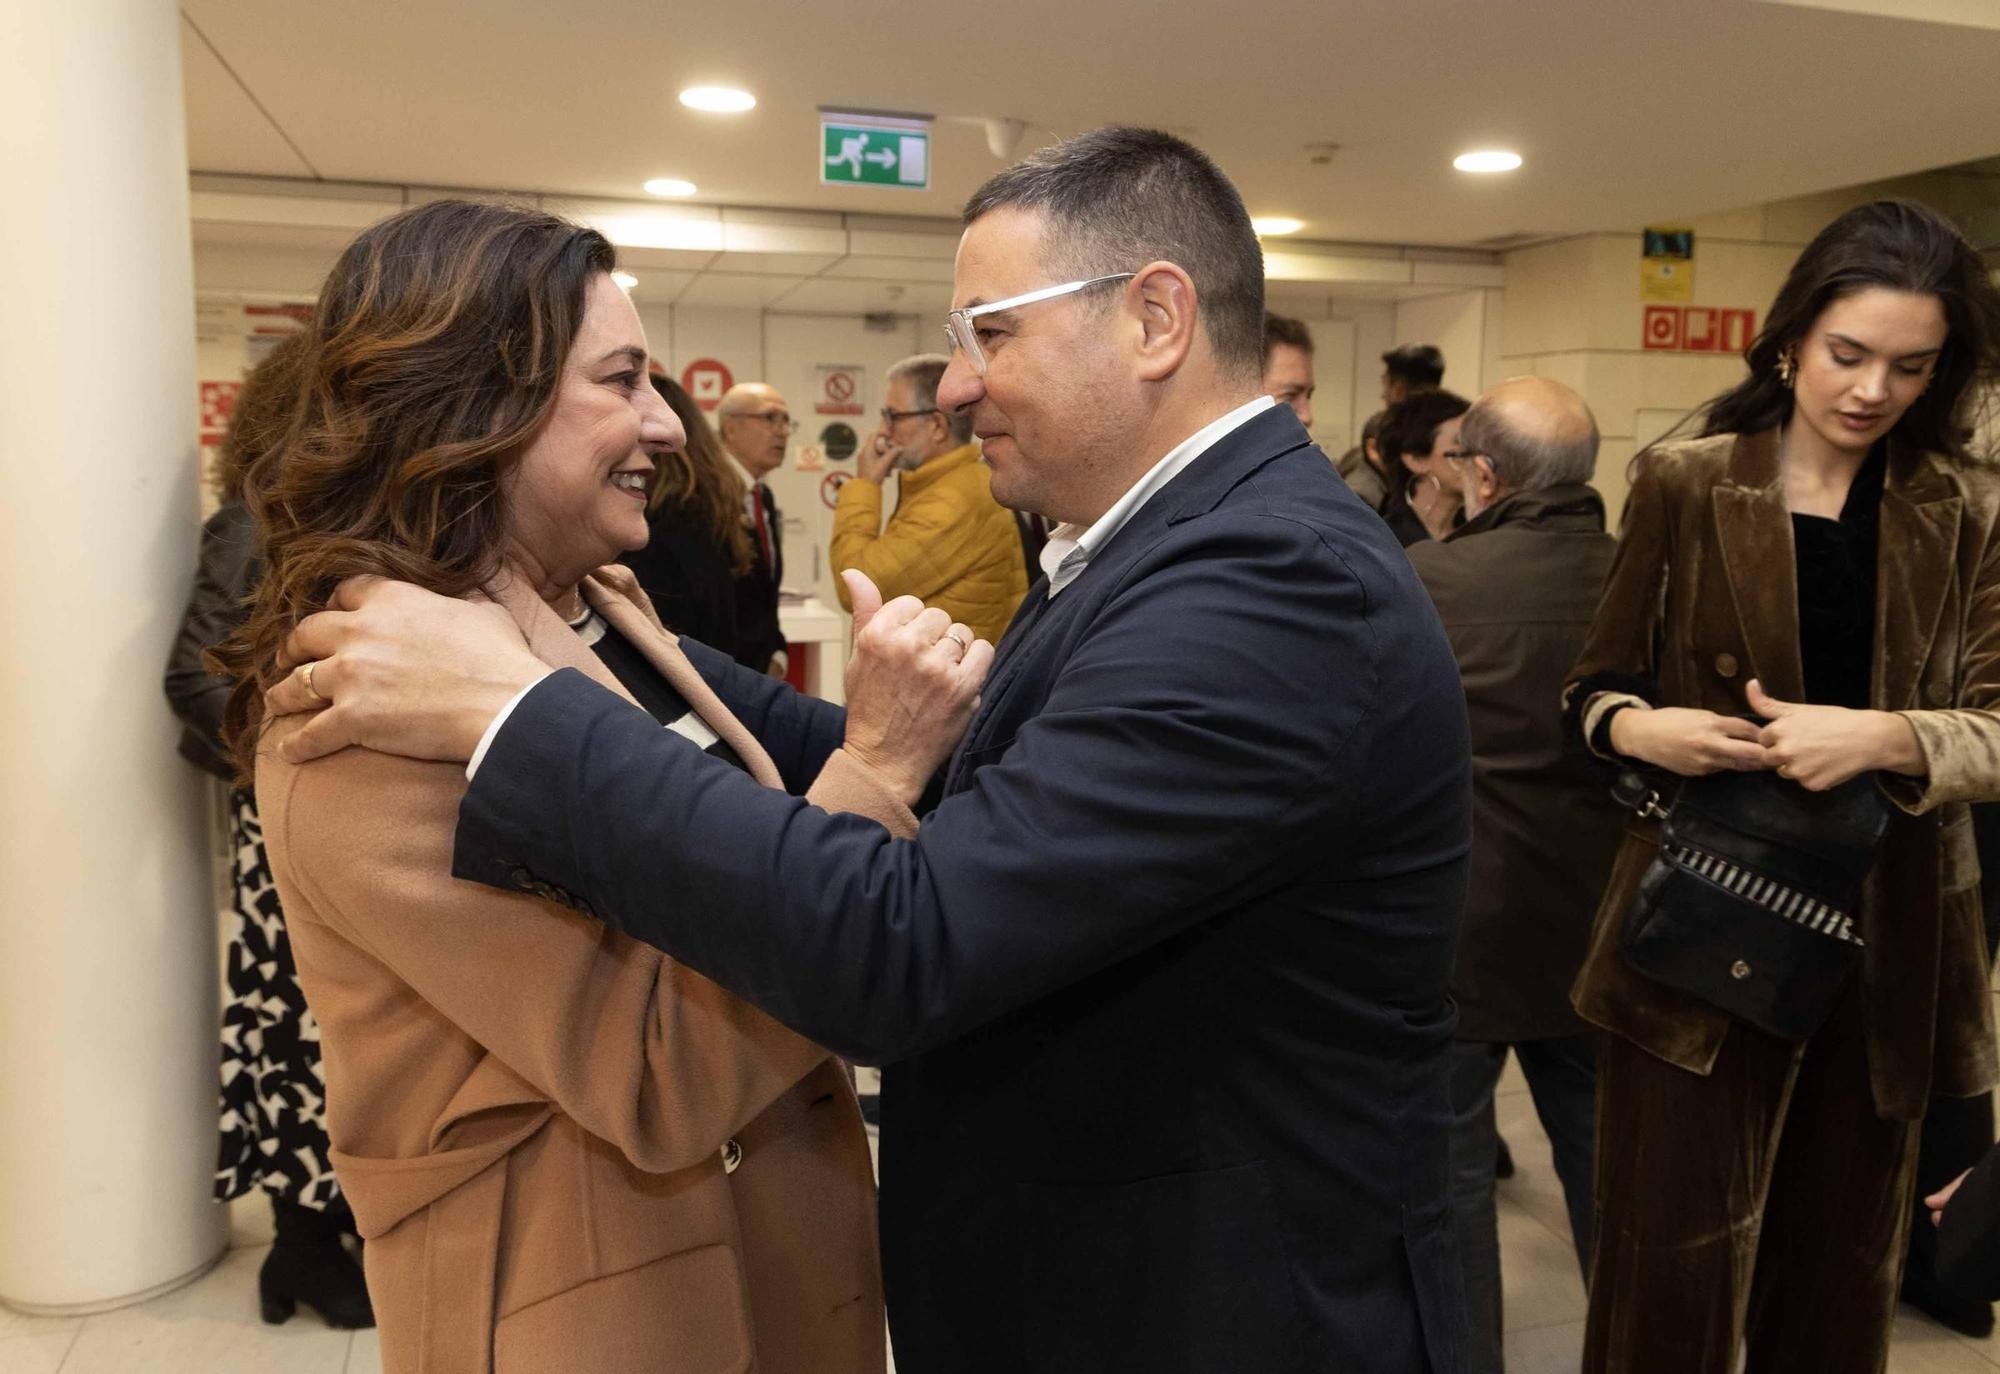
163;336;373;1329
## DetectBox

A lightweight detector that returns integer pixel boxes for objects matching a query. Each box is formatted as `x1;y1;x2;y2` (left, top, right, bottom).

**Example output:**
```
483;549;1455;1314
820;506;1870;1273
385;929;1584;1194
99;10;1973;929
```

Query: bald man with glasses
716;382;793;675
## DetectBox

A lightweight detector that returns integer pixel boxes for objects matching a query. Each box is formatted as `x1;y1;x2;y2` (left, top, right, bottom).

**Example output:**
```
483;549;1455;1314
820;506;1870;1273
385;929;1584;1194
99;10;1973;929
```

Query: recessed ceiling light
1251;216;1304;237
643;178;697;198
680;86;756;114
611;271;638;290
1454;149;1523;174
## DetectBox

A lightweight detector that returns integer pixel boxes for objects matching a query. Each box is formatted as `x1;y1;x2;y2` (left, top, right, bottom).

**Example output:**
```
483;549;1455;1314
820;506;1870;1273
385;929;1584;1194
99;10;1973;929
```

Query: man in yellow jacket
831;354;1027;645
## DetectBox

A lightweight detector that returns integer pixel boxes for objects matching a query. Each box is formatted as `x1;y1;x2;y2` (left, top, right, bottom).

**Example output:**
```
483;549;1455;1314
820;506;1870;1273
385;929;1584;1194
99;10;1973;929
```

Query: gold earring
1775;350;1795;388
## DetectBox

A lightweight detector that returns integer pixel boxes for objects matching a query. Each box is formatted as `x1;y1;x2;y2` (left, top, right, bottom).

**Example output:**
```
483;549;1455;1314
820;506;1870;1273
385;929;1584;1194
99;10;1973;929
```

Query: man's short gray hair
1457;398;1600;491
888;354;974;443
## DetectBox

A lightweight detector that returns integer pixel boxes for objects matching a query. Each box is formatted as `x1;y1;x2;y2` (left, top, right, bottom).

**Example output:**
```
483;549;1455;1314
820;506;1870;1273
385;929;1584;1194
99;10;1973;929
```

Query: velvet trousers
1582;983;1920;1374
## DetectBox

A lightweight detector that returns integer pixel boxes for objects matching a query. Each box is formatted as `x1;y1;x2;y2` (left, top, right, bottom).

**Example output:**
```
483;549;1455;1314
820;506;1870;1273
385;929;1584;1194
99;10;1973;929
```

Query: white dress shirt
1039;394;1275;598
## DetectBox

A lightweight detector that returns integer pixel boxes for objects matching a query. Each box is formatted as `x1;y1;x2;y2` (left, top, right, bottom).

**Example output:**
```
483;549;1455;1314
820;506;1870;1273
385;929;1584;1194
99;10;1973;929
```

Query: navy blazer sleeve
676;634;847;794
455;514;1396;1064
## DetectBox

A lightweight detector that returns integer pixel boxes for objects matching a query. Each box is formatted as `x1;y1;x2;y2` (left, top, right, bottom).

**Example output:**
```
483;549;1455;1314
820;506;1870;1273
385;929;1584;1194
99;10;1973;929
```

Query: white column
0;0;228;1310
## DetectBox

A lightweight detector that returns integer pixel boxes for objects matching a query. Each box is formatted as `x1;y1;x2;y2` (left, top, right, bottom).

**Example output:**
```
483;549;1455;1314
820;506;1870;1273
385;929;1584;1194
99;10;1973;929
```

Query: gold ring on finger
299;659;327;706
946;630;972;655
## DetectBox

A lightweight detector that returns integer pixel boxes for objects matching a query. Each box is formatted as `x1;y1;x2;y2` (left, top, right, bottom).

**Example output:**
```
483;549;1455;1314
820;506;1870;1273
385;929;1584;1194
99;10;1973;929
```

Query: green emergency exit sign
820;112;930;189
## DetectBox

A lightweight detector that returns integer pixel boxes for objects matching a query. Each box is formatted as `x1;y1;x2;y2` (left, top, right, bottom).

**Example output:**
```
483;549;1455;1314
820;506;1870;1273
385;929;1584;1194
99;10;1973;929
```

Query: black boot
261;1197;375;1329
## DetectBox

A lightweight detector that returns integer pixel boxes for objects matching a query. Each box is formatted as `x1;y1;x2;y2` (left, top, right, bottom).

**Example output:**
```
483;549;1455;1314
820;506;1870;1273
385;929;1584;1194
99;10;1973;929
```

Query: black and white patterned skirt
215;788;342;1210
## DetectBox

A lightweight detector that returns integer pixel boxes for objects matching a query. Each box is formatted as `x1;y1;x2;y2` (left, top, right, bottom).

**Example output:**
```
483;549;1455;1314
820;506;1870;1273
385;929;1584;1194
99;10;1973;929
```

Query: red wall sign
199;380;241;446
1643;305;1756;355
681;358;734;411
821;471;852;509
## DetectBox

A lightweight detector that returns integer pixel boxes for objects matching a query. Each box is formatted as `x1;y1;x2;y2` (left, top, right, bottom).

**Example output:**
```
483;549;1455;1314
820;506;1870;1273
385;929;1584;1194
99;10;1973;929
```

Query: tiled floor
2;1059;1994;1373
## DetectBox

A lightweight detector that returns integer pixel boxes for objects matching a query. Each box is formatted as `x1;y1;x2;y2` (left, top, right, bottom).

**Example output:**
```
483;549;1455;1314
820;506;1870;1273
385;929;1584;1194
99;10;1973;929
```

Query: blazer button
1730;960;1752;981
1714;653;1739;679
1927;680;1952;707
721;1138;743;1174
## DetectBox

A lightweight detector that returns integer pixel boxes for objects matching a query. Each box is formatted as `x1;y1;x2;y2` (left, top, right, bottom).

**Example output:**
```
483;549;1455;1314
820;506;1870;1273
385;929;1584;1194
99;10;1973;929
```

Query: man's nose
937;351;983;415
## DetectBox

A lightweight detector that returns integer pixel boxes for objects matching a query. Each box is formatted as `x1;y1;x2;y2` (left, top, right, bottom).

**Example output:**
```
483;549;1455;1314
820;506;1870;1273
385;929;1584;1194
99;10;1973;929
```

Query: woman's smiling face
501;273;682;590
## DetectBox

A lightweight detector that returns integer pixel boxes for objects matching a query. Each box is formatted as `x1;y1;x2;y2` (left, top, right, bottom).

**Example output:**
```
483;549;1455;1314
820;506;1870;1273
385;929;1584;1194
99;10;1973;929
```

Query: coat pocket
1016;1163;1308;1374
493;1243;753;1374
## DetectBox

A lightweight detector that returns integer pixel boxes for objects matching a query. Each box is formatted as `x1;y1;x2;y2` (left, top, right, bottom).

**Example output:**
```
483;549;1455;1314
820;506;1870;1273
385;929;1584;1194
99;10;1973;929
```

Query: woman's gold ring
299;659;327;706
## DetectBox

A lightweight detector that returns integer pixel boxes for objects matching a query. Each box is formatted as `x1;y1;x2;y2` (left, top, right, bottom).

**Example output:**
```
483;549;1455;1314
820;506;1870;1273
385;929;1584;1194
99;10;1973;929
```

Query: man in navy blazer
274;128;1471;1372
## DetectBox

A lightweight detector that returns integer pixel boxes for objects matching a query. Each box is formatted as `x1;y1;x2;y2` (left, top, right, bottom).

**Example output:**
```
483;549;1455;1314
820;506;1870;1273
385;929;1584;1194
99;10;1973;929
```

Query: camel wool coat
256;571;907;1374
1565;428;2000;1120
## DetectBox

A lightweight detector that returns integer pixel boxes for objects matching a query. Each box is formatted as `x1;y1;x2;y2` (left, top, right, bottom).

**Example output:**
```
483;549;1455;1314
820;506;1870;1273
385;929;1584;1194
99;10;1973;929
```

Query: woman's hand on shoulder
1608;703;1771;778
838;570;992;802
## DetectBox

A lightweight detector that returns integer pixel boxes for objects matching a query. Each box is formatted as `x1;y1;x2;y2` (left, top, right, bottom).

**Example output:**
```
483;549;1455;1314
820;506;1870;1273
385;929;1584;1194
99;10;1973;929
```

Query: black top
1793;446;1884;710
1578;444;1886;755
617;504;740;653
574;608;749;774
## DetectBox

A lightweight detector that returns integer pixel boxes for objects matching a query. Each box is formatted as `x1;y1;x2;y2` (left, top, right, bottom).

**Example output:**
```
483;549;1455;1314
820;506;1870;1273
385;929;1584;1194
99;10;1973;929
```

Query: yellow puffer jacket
830;442;1028;645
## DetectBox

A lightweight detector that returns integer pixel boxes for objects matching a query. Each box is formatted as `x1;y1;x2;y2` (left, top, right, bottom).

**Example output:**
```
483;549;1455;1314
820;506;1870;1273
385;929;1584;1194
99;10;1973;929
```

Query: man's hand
1746;680;1923;791
855;433;897;485
839;570;992;801
265;578;547;765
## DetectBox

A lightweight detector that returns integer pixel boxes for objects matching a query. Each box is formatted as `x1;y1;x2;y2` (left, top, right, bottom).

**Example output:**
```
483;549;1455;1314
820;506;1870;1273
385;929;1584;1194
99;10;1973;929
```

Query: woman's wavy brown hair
212;199;616;776
647;372;754;577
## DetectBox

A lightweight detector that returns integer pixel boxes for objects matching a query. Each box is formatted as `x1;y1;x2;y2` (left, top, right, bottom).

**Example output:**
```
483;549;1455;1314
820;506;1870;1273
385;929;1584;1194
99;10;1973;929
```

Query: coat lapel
1711;430;1807;702
484;573;785;792
1875;442;1962;711
582;575;786;790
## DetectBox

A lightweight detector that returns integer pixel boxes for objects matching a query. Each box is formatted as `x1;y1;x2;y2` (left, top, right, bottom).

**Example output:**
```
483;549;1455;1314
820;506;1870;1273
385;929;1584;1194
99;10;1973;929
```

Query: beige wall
1498;170;1972;519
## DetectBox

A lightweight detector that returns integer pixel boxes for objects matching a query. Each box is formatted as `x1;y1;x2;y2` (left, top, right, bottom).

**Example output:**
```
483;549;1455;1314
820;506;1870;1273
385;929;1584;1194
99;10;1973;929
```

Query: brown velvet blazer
1565;428;2000;1120
256;572;908;1374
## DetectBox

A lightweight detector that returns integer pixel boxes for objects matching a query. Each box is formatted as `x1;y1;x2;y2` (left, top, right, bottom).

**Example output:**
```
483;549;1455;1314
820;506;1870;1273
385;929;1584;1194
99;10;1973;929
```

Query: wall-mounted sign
820;422;859;461
797;444;826;473
681;357;734;411
199;380;241;448
1643;305;1756;355
816;364;865;416
820;110;931;190
1641;226;1695;304
821;471;853;509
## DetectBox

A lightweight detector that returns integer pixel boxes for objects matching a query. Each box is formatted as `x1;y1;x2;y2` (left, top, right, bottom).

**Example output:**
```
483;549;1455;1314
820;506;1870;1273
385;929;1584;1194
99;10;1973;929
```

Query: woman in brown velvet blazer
1563;200;2000;1373
215;201;986;1374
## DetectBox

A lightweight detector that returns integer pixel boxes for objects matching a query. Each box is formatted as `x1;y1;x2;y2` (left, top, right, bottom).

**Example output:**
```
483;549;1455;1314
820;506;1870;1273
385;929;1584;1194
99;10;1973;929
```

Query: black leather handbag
1617;767;1890;1040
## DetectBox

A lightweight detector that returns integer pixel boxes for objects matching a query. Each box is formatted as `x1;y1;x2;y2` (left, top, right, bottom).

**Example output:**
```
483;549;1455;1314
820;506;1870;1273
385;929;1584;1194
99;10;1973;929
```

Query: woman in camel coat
216;200;986;1373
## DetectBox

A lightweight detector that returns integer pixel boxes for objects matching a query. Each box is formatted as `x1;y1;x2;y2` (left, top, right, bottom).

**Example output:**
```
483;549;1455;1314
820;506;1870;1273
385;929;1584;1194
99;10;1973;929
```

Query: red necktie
751;484;774;575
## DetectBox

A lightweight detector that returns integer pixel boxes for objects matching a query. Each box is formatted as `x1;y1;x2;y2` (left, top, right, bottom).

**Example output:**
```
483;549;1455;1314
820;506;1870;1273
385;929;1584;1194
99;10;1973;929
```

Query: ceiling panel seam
181;11;322;180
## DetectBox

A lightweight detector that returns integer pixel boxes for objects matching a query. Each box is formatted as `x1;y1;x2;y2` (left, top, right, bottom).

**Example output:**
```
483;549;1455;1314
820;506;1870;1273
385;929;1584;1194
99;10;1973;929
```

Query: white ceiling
180;0;2000;252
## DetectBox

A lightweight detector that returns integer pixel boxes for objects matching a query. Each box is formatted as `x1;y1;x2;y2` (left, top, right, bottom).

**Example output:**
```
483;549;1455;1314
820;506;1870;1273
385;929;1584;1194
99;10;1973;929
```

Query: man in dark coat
715;381;792;674
265;127;1472;1373
1404;375;1624;1374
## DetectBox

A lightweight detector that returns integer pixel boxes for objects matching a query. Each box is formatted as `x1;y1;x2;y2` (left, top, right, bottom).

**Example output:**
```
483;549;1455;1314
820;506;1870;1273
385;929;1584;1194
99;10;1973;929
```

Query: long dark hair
646;373;754;577
212;199;616;776
1700;200;2000;460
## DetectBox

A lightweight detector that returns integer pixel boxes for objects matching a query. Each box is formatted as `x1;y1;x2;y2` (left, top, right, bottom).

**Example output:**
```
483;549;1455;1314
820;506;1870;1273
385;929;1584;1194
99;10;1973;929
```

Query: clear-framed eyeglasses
943;273;1135;375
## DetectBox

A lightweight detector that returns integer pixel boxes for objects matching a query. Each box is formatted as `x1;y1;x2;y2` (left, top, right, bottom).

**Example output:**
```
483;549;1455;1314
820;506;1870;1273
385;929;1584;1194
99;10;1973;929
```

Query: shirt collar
1039;394;1276;597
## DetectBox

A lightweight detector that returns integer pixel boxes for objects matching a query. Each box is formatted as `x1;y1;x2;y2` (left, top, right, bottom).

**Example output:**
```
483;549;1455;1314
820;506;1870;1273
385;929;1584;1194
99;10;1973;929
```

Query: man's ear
1477;456;1503;505
1129;261;1197;383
